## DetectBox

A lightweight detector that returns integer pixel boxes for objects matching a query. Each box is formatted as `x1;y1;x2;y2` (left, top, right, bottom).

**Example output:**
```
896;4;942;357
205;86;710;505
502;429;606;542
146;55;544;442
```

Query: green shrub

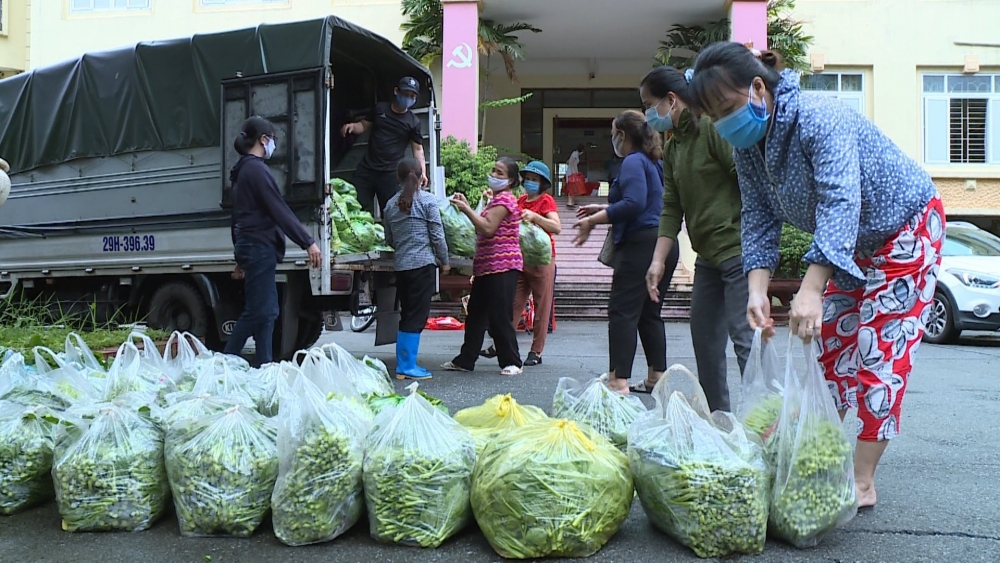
776;225;814;279
440;138;499;209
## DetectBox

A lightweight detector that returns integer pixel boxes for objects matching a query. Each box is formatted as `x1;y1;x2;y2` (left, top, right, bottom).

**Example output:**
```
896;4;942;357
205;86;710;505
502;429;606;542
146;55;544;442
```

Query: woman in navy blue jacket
689;43;944;508
573;110;678;394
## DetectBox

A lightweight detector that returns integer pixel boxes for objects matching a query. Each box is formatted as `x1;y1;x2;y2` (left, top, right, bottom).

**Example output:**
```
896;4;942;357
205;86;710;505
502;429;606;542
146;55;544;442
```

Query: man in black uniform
341;76;427;215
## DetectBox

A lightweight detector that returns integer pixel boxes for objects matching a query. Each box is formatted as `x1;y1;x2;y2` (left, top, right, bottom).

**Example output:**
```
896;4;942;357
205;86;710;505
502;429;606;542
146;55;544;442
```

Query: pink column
441;0;480;147
730;0;769;50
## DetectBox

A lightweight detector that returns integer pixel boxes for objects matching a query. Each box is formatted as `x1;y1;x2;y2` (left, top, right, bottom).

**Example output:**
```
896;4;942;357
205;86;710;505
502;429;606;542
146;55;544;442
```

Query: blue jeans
224;239;279;367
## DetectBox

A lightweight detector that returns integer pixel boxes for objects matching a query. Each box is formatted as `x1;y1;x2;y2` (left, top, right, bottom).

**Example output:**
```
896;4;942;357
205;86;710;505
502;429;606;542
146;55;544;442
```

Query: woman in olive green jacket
637;65;753;411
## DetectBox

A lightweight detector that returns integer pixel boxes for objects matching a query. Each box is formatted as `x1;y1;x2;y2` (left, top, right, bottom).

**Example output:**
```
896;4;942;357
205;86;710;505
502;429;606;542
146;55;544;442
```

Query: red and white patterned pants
819;197;945;442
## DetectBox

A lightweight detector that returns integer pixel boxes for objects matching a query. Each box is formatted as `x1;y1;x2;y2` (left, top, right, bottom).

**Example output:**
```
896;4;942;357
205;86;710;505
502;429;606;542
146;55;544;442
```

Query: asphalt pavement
2;321;999;563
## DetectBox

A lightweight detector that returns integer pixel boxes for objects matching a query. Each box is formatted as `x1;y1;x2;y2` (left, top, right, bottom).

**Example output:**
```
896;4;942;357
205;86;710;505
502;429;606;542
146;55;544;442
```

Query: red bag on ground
426;317;465;331
565;173;587;197
517;297;535;332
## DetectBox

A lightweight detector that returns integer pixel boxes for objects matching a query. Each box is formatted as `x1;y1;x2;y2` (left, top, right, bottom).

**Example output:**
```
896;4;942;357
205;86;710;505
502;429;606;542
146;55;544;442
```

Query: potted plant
769;225;813;322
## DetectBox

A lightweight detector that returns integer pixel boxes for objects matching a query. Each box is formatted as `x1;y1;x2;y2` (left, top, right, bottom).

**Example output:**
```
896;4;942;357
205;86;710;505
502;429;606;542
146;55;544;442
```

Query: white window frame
198;0;288;7
800;71;866;116
68;0;150;13
921;73;1000;166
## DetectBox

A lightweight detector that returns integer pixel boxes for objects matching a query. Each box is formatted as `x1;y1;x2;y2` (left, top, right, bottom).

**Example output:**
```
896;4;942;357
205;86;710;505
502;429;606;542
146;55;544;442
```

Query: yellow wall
21;0;404;70
0;0;29;75
797;0;1000;212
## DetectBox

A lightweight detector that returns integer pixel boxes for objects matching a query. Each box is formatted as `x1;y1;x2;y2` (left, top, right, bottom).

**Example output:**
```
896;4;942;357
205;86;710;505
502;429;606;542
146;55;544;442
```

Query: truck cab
0;17;442;360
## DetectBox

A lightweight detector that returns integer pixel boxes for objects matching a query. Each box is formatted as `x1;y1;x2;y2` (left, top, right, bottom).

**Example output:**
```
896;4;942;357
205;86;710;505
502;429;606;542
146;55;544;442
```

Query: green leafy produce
0;402;58;514
52;396;169;532
769;341;857;548
440;201;477;259
363;383;475;548
366;390;448;417
519;221;552;267
252;362;298;417
190;356;264;408
453;394;547;458
552;377;646;452
271;372;369;546
101;341;175;404
297;349;375;424
628;369;768;559
317;343;393;398
472;418;633;559
326;180;390;255
165;405;278;537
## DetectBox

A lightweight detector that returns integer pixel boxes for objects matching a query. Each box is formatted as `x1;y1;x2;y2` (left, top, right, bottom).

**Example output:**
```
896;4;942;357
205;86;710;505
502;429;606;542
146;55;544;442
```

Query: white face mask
612;132;625;158
487;175;509;191
264;137;276;160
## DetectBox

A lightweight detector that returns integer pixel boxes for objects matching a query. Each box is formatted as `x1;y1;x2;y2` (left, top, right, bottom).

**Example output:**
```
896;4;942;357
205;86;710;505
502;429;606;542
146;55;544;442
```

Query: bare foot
856;482;877;509
606;378;630;395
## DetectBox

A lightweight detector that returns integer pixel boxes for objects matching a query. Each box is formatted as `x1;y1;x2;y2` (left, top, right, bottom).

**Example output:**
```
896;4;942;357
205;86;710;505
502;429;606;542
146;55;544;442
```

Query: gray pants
689;255;754;412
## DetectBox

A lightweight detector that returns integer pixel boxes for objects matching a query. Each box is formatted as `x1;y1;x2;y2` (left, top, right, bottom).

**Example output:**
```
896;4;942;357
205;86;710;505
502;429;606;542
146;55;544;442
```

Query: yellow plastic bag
471;418;633;559
453;394;548;457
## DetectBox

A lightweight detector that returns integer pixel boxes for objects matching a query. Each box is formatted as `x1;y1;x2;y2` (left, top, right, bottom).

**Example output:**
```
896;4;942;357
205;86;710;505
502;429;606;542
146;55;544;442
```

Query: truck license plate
101;235;156;253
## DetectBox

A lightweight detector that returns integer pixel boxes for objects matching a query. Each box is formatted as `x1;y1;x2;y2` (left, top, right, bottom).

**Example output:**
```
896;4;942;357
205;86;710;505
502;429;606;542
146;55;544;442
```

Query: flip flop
500;365;523;376
441;361;472;372
629;379;657;394
479;346;497;359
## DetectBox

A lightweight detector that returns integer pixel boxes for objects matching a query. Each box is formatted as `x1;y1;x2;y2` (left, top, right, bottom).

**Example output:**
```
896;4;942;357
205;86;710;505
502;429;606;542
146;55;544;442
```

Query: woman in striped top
443;157;524;375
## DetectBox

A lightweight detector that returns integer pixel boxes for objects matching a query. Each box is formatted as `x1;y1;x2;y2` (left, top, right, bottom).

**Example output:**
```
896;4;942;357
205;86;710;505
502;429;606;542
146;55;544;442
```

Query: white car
923;221;1000;344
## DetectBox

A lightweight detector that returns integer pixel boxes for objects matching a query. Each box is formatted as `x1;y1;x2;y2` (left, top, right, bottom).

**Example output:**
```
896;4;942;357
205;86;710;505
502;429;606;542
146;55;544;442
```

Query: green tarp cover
0;16;432;175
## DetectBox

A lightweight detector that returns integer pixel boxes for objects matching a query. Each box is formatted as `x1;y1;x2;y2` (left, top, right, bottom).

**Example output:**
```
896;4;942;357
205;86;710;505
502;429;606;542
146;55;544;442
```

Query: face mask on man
487;175;509;191
523;180;540;195
713;83;770;149
645;97;675;132
396;94;416;111
264;137;276;159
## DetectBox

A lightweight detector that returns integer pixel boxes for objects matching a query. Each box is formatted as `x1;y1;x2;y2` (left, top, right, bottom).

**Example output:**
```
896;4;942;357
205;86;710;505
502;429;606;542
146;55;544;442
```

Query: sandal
500;365;523;376
441;361;472;372
629;379;658;394
479;346;497;359
523;352;542;366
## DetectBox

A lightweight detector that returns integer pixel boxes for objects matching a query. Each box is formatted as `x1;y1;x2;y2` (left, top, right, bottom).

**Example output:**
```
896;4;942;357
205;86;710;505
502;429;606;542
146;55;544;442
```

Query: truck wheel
148;282;211;339
296;317;323;350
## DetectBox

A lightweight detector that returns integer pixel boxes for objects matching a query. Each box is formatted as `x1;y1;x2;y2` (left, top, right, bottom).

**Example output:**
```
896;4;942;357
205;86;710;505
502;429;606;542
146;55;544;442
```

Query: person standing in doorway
341;77;427;216
383;158;450;380
565;144;585;209
225;117;322;367
638;65;753;409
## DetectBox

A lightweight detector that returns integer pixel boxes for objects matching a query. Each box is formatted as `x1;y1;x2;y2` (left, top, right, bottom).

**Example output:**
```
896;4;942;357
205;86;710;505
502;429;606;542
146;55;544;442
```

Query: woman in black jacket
224;116;321;367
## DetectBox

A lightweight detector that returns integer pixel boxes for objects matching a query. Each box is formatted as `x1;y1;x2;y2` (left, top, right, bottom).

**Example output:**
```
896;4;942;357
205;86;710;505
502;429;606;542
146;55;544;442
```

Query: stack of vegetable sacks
552;376;647;452
439;199;476;259
453;393;548;457
363;382;475;548
769;340;857;548
628;366;769;558
471;418;633;559
519;221;552;267
327;178;390;255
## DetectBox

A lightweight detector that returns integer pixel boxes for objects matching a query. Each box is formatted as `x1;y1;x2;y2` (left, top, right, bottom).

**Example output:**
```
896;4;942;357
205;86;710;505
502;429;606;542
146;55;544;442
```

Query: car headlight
947;269;1000;289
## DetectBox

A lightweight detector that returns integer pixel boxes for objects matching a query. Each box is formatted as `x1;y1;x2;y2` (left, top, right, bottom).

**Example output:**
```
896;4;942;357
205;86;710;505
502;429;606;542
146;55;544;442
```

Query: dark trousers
397;264;436;333
690;255;754;412
224;239;280;368
353;164;399;216
607;228;678;381
453;270;521;370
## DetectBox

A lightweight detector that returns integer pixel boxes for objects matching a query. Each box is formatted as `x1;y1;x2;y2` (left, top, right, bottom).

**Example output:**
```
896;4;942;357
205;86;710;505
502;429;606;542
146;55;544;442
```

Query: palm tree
654;0;813;72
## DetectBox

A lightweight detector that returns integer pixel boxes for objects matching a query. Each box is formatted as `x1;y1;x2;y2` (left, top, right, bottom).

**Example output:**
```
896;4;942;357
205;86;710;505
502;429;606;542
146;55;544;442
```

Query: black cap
398;76;420;95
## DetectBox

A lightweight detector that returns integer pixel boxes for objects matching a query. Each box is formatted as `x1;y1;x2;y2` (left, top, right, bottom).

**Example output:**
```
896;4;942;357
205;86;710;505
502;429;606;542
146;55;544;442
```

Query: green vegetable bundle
472;418;633;559
519;221;552;267
628;366;768;558
252;362;298;417
326;180;390;255
0;402;58;514
454;394;548;458
165;405;278;537
318;343;393;398
271;372;369;546
52;396;169;532
769;340;857;548
736;329;784;468
440;201;476;259
552;376;647;452
363;383;475;548
366;390;448;417
0;370;75;411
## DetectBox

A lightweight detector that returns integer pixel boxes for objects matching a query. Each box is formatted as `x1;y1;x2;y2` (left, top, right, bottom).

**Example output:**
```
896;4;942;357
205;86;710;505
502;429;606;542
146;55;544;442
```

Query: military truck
0;17;443;359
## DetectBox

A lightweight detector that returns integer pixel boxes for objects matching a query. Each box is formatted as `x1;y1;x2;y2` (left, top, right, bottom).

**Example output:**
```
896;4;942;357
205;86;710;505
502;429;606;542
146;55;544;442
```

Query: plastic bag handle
181;332;211;356
32;346;68;373
65;333;103;370
163;331;184;364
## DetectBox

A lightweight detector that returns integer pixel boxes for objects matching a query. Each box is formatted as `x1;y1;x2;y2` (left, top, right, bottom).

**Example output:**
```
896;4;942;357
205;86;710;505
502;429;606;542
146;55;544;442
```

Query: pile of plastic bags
327;178;390;255
454;393;547;457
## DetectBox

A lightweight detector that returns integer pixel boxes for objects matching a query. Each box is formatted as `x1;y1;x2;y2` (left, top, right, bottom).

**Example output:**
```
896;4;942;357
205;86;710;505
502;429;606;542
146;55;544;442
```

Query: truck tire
148;282;211;339
296;317;323;350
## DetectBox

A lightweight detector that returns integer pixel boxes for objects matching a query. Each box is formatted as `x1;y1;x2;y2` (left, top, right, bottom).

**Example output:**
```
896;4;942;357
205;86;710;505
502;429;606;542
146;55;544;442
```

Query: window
922;73;1000;165
199;0;287;6
942;226;1000;257
800;72;865;115
69;0;149;12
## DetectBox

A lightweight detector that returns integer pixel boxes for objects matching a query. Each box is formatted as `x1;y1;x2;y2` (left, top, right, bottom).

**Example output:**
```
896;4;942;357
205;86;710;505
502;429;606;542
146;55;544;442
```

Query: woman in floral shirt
444;157;524;375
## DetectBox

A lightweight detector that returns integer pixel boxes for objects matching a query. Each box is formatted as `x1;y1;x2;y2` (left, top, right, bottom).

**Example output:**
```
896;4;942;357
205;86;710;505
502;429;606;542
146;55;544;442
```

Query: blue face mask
644;100;674;133
523;180;540;195
713;84;770;149
396;94;416;111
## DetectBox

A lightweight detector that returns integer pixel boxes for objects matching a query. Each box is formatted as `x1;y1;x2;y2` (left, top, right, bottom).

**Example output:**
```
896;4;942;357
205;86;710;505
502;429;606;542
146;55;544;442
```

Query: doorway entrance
551;117;617;197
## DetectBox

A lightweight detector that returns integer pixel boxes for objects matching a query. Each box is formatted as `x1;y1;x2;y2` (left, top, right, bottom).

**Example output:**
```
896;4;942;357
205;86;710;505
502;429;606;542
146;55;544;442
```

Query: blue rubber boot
396;331;432;380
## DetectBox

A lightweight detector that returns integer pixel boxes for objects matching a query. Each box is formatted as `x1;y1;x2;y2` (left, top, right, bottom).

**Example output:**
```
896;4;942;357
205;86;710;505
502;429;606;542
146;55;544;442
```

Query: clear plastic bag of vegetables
31;347;101;406
58;333;108;385
367;389;448;418
471;417;633;559
126;332;173;383
453;394;547;457
628;365;769;558
0;401;59;514
769;337;857;548
52;394;169;532
190;355;264;407
0;356;88;411
102;341;175;404
439;198;476;259
317;343;393;399
551;376;647;452
252;362;298;417
165;404;278;537
271;370;370;546
162;331;214;390
157;391;256;432
296;349;374;424
363;382;475;548
520;221;552;267
736;328;784;457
